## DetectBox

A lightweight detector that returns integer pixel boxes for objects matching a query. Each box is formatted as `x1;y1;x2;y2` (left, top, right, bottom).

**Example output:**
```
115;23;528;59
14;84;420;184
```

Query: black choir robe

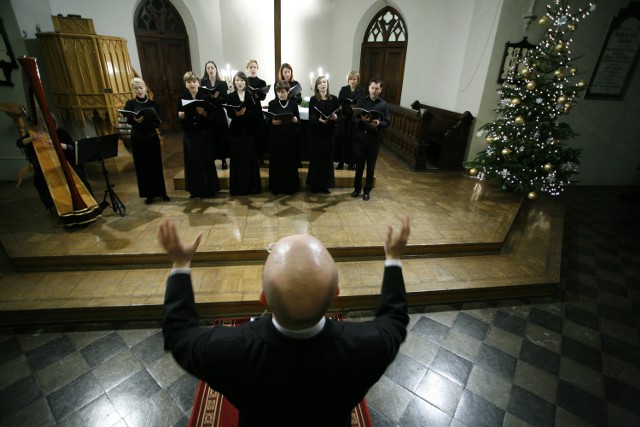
225;91;262;195
267;98;300;195
176;91;220;197
306;95;340;192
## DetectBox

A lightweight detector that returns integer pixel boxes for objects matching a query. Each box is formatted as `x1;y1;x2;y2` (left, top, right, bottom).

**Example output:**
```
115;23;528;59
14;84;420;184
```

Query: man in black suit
159;215;410;427
352;78;390;201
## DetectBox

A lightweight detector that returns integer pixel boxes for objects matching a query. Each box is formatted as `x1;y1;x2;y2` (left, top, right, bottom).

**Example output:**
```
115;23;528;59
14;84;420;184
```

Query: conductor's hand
158;220;203;268
384;215;410;260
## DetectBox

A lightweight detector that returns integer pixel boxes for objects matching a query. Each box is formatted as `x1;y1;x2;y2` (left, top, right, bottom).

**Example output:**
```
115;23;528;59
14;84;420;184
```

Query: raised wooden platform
0;133;563;326
172;163;370;190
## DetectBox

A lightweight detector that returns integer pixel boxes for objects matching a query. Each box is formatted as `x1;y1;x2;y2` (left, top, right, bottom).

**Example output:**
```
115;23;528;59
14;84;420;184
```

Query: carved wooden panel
36;17;134;131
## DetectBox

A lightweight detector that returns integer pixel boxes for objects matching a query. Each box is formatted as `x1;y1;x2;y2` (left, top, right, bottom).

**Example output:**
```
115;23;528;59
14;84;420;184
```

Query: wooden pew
381;101;474;171
413;101;475;170
380;104;430;171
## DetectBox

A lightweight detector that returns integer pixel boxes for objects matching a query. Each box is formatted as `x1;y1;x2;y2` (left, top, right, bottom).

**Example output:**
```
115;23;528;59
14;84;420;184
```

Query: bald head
262;235;339;330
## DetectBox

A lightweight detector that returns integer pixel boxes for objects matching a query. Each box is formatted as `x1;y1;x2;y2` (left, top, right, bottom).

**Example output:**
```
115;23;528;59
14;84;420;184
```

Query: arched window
365;7;408;43
134;0;190;132
360;7;408;105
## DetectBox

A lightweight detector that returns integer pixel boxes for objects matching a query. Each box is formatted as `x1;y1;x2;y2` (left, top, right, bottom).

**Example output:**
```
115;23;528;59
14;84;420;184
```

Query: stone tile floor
0;185;638;426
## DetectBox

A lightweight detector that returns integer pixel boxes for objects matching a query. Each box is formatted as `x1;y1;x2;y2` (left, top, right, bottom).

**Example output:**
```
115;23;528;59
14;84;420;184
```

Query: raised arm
157;220;203;268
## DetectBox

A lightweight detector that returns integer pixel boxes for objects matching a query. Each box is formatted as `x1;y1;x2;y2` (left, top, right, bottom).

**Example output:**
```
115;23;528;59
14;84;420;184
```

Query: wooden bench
381;100;474;171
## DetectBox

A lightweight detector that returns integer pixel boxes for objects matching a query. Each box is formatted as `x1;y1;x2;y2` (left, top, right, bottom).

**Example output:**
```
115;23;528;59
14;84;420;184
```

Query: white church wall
3;0;638;185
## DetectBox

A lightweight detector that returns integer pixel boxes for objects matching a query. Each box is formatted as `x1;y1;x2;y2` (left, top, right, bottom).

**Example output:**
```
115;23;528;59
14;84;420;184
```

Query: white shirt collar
271;316;326;339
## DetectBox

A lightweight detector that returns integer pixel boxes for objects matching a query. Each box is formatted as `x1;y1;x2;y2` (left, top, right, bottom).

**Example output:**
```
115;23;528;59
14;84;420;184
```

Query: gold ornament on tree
510;97;521;105
577;80;587;88
526;81;536;90
469;168;478;176
501;147;512;156
520;67;531;77
568;23;577;31
543;163;553;172
557;95;567;104
538;16;549;26
569;67;578;75
528;192;538;200
486;135;494;143
554;69;564;78
554;43;564;52
514;115;525;125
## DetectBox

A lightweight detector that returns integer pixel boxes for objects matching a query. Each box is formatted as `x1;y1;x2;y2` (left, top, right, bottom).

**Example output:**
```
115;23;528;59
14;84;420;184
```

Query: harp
18;56;101;226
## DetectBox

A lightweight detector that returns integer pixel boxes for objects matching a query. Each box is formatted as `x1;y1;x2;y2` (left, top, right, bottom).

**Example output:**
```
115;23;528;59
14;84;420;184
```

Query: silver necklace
278;99;289;109
135;95;148;104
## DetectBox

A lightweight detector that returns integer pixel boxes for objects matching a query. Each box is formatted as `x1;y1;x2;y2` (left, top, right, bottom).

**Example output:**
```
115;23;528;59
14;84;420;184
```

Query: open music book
118;107;160;121
221;103;245;112
199;86;223;98
181;99;214;115
263;111;295;122
313;106;341;120
352;107;384;120
288;84;302;97
248;84;271;95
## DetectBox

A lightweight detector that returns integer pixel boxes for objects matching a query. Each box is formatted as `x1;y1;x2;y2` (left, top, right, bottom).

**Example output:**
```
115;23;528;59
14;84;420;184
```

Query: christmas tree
466;0;596;199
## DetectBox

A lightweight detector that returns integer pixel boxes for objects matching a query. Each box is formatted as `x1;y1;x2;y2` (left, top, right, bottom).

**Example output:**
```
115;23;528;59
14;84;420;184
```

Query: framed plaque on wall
497;37;536;84
585;3;640;100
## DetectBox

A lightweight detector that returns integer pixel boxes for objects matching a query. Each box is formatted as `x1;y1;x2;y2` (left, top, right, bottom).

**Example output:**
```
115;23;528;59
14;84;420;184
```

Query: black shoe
351;189;361;198
222;162;228;170
322;189;331;194
145;197;153;204
363;193;370;201
161;195;170;201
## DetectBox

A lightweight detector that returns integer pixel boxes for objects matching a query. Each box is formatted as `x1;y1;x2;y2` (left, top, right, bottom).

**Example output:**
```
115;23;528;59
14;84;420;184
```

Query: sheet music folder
76;134;119;165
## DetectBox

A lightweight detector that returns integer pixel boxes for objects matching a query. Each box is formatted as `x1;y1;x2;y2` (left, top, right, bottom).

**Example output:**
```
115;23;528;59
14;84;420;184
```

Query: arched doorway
134;0;191;132
359;6;407;105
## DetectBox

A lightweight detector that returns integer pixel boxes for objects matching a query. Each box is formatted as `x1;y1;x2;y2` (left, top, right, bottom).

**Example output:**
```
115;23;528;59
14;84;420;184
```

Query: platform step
173;164;371;190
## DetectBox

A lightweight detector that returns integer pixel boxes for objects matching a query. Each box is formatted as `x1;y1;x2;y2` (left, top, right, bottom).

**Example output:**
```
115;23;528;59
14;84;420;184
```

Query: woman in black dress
275;63;302;105
335;70;366;170
124;77;169;204
225;71;262;196
267;80;300;195
177;71;220;199
246;59;268;165
201;60;229;170
307;76;339;194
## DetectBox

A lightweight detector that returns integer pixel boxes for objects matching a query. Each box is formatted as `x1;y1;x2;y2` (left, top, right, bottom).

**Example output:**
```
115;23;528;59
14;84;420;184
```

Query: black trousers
353;130;380;192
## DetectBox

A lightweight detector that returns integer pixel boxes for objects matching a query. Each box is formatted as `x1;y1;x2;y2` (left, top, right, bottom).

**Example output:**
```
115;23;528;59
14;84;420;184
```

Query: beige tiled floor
0;132;563;324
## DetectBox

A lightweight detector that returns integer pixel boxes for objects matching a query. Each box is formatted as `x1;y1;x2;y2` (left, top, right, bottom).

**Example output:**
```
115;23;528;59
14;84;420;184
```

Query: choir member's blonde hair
183;71;200;82
130;77;146;89
246;59;259;70
346;70;360;83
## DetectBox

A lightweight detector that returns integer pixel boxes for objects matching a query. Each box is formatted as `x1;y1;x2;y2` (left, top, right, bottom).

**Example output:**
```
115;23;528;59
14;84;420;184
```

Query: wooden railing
382;101;474;171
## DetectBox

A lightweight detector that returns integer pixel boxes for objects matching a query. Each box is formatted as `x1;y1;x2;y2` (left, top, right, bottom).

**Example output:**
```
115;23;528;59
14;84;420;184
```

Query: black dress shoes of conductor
363;192;370;201
351;189;362;198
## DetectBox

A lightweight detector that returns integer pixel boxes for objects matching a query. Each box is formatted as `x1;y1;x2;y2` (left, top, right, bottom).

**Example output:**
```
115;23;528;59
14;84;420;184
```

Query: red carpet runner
188;316;373;427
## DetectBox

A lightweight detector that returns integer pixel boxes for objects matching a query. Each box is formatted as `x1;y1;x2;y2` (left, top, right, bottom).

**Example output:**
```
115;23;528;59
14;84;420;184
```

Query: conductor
160;215;411;426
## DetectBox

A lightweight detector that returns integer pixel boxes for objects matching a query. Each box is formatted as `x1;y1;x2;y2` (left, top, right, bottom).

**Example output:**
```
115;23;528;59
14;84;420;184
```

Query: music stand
76;134;125;216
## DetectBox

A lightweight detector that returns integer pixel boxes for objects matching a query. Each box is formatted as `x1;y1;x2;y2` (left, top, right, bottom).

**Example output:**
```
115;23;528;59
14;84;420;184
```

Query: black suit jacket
163;265;408;427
